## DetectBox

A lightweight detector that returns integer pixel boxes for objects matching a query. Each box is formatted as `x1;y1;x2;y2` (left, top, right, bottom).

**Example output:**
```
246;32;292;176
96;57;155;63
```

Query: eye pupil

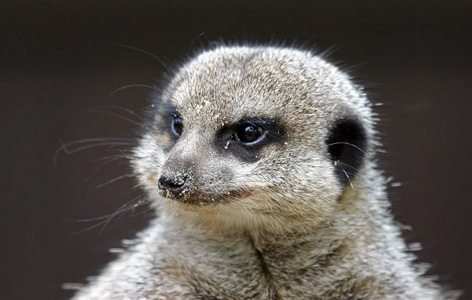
244;126;259;138
235;124;263;143
172;116;183;136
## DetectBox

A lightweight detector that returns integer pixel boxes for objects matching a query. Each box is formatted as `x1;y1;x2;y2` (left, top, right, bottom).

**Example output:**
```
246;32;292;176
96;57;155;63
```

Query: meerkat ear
326;116;367;186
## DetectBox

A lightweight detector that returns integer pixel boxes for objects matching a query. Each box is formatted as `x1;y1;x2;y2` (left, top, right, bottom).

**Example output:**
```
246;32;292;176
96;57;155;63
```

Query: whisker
115;42;171;72
96;197;149;234
188;31;207;51
89;109;142;126
68;220;112;236
62;138;135;152
69;196;149;235
69;196;148;223
109;84;160;96
333;161;360;174
279;203;308;236
326;142;366;154
83;155;130;183
278;212;302;249
54;138;135;166
95;174;134;188
335;160;354;189
268;205;303;264
99;105;145;120
91;154;130;164
128;205;153;218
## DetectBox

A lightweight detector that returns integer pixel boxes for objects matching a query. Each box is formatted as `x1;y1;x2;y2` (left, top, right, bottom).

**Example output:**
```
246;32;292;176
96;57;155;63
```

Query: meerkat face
133;46;371;229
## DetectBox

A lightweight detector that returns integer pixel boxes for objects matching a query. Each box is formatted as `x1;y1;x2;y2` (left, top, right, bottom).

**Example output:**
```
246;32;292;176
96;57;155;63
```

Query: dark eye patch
326;116;367;186
216;118;285;162
152;103;182;151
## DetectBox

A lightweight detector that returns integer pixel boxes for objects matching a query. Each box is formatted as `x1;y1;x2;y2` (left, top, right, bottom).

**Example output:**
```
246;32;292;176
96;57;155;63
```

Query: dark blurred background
1;1;471;299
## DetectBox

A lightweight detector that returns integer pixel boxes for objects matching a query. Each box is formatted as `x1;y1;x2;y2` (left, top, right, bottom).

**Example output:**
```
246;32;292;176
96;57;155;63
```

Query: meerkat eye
171;115;183;137
233;123;264;144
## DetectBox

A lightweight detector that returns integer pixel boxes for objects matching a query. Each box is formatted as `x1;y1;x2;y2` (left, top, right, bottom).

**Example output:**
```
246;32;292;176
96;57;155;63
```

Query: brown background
1;1;471;299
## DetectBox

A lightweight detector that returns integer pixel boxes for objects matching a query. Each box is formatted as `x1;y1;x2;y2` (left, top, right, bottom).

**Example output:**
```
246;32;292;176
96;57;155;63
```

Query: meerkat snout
157;151;196;201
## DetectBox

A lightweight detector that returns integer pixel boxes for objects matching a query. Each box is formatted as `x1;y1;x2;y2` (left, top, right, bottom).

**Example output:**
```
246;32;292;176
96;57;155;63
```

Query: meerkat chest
154;224;344;299
151;225;273;298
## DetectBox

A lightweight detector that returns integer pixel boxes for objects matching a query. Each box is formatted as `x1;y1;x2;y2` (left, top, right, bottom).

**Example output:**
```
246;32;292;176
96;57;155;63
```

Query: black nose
157;174;189;198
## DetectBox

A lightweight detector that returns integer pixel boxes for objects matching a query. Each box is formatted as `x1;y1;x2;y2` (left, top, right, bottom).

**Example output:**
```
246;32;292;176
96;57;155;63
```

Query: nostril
158;175;186;190
158;174;189;198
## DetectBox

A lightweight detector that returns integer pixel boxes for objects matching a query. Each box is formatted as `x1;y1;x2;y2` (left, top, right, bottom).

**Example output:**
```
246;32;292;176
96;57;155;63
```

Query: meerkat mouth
166;189;254;206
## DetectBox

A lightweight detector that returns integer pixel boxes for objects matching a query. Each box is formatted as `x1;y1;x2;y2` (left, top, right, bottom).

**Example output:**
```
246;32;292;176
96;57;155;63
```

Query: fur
72;46;457;299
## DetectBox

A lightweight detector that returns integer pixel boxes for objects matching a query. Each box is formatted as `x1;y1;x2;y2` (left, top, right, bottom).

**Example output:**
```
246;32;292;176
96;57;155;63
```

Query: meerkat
71;45;458;299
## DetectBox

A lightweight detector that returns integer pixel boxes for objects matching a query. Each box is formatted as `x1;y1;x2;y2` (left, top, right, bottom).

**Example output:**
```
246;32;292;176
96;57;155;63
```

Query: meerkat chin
71;45;458;299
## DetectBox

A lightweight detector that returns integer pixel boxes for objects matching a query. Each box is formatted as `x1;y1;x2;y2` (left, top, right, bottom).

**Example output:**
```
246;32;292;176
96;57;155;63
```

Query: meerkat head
133;46;373;231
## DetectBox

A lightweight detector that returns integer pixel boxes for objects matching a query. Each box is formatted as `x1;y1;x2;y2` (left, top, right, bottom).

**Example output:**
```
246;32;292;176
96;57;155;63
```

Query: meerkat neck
163;183;375;269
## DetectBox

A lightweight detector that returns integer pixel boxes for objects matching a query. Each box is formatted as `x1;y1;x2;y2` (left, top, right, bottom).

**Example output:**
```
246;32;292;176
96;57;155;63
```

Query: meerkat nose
157;174;190;198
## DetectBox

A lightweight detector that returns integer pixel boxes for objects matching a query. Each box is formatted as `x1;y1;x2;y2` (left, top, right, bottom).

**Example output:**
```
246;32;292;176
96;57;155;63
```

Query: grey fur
72;46;458;299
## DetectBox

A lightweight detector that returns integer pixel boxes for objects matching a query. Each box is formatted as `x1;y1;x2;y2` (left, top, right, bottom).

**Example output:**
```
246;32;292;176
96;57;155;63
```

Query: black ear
326;116;367;186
